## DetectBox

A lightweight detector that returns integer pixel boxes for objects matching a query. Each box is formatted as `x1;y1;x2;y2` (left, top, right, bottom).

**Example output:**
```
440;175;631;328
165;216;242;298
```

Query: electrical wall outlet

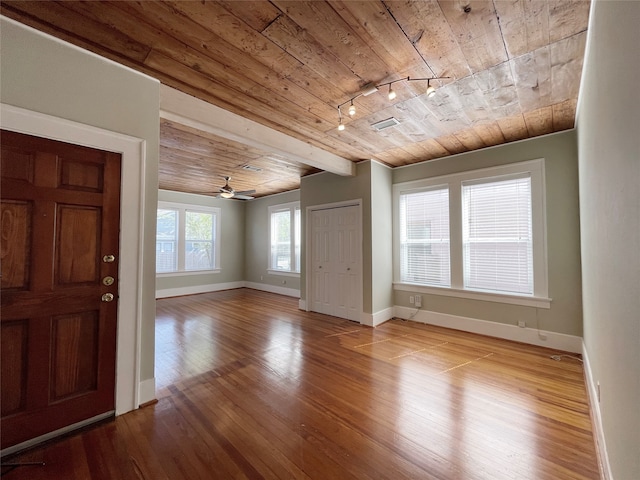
409;296;414;304
414;295;422;307
517;320;526;328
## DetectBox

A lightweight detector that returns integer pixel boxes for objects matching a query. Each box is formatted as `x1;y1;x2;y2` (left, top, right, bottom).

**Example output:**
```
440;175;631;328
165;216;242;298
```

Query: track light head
426;78;437;98
338;121;345;131
348;101;356;116
388;84;397;100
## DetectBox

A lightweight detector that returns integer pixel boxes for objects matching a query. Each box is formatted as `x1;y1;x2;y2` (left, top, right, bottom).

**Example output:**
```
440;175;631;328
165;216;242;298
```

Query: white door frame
1;103;146;416
305;199;363;322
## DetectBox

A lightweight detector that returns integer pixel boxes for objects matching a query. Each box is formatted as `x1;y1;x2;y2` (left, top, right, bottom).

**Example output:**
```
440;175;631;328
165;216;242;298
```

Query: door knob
101;293;114;302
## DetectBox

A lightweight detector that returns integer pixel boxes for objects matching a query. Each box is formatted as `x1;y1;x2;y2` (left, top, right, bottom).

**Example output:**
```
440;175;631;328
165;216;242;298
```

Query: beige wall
576;0;640;478
393;131;583;336
0;18;160;386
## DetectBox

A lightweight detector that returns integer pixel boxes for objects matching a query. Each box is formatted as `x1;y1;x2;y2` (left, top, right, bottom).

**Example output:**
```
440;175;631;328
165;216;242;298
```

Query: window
268;202;300;274
462;176;532;295
156;202;220;274
156;209;178;273
394;159;548;307
399;186;450;287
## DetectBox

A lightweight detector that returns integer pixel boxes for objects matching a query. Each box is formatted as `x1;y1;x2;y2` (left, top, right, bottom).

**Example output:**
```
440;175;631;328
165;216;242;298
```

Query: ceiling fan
215;176;256;200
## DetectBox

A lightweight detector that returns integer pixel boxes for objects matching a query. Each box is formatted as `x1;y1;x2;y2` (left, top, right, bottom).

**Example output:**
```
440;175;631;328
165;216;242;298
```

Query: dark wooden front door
0;130;122;450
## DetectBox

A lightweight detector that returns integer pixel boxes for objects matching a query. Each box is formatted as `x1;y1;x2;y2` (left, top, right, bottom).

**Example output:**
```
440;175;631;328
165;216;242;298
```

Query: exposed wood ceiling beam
160;85;355;177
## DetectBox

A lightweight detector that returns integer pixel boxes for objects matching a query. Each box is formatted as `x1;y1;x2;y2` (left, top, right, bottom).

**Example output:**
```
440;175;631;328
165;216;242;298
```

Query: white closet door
310;208;332;316
310;205;361;322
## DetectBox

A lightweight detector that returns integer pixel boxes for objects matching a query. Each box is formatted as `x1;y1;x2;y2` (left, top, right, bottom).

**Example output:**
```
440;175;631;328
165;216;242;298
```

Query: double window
156;202;221;274
268;202;301;274
394;159;548;306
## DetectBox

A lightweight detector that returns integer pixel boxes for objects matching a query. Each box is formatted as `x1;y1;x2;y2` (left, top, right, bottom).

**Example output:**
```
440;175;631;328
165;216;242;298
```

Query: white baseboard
137;378;156;408
394;306;583;353
361;307;395;327
155;281;245;299
582;343;613;480
245;282;300;298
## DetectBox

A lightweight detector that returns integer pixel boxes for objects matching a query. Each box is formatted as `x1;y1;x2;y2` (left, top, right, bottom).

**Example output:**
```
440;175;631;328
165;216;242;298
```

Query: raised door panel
59;158;104;192
0;320;29;416
50;312;100;402
0;147;34;183
56;206;101;285
0;201;32;290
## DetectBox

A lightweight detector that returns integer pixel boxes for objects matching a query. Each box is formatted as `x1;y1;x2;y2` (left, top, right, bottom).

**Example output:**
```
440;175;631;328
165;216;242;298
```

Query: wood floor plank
2;289;599;479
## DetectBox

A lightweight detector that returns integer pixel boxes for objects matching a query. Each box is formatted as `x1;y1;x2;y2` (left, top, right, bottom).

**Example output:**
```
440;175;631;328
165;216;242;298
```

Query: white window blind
399;187;450;287
462;175;533;295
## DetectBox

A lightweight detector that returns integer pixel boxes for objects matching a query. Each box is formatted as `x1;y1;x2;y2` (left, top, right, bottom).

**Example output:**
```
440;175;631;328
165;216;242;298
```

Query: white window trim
267;270;300;278
393;159;550;308
268;201;301;276
156;201;221;276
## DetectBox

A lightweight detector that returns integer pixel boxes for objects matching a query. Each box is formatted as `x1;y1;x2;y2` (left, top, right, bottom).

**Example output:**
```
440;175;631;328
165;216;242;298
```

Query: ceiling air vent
371;117;400;131
241;164;263;172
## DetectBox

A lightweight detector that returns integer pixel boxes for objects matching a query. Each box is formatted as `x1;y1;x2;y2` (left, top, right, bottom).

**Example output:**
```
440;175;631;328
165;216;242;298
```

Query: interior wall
0;17;159;388
370;161;394;314
300;162;373;313
156;190;246;294
244;190;301;292
576;0;640;478
393;130;583;336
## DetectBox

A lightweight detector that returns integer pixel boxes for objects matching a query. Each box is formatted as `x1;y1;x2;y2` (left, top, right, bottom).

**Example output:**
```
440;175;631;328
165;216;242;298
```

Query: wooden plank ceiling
1;0;590;198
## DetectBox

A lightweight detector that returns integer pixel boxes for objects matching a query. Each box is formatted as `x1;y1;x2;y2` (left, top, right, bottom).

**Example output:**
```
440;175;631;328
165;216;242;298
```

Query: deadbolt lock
102;254;116;263
102;276;115;286
101;293;114;302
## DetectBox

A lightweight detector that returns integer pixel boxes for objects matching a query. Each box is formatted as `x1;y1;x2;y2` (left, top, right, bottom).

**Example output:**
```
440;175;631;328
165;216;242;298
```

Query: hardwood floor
2;289;599;479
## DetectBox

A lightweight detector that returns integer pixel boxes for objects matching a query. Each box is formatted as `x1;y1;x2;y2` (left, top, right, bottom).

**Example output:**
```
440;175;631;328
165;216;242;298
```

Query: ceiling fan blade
232;194;255;200
235;189;256;196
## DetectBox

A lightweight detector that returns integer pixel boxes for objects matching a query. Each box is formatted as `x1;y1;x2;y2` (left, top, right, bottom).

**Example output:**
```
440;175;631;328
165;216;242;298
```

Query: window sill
267;270;300;278
393;283;551;309
157;269;220;278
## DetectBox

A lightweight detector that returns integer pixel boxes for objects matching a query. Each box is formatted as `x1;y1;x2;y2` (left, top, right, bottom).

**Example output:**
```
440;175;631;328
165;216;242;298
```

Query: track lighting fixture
335;75;449;131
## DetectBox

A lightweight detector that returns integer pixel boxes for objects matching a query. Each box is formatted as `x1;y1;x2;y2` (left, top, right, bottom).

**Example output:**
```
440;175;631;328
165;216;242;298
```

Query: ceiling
1;1;590;199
